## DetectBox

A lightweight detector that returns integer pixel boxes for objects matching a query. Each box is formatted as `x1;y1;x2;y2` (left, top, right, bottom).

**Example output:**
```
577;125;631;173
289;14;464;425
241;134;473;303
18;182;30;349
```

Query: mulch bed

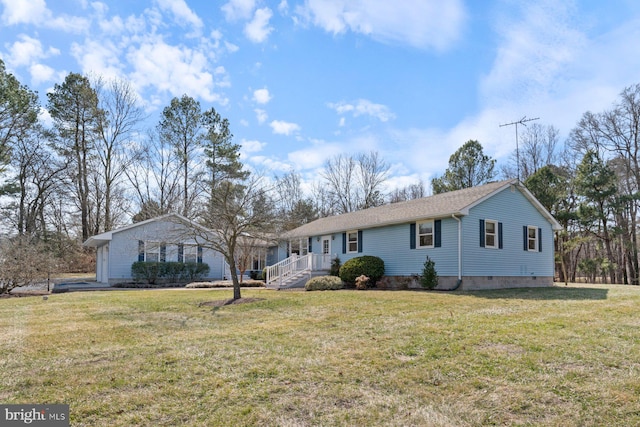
199;298;265;307
1;290;50;299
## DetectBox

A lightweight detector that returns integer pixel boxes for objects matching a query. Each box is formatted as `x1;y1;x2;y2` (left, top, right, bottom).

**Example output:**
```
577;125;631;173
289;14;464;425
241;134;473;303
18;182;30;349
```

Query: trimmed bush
339;256;385;286
305;275;344;291
420;256;439;290
182;262;210;281
132;261;161;284
161;262;184;282
131;261;210;284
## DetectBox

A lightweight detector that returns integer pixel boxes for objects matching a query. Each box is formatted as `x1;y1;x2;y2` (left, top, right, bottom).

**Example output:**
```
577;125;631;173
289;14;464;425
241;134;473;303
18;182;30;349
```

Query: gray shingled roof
283;179;531;239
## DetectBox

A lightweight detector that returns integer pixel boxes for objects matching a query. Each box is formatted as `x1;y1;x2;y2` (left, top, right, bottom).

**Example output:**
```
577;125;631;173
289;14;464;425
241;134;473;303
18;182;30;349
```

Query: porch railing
266;253;331;288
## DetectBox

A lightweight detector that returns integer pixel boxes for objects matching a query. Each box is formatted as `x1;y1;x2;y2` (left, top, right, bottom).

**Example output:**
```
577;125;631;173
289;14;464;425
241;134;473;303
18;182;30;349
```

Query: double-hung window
347;231;358;253
527;226;538;251
184;245;198;263
485;220;498;249
417;220;434;248
145;242;161;262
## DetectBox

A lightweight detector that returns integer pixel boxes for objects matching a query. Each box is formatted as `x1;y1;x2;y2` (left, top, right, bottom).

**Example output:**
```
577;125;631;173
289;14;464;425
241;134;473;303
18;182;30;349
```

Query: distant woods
1;59;640;284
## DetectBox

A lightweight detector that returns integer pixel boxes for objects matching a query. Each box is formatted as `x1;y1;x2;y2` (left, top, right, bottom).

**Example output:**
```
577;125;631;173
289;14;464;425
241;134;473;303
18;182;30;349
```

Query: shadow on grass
463;286;609;301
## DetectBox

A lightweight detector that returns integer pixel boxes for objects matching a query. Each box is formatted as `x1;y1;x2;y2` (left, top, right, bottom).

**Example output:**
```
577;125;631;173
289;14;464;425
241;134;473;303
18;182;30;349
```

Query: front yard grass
1;284;639;426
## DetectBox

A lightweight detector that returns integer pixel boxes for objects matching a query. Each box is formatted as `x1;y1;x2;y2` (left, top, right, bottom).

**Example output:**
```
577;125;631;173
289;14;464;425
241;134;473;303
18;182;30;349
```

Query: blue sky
1;0;640;194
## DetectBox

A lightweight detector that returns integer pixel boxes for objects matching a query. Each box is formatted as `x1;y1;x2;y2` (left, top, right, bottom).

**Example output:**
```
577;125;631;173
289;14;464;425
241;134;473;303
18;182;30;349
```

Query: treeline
1;58;640;284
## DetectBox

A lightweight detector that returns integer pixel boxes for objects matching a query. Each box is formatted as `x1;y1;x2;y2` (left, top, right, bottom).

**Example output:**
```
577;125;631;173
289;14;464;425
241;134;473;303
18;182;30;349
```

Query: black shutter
479;220;485;247
358;230;363;253
178;244;184;262
538;228;542;252
410;223;416;249
342;233;346;254
197;245;203;263
160;245;166;262
523;226;528;251
138;241;145;262
434;220;442;248
308;237;312;253
498;222;503;249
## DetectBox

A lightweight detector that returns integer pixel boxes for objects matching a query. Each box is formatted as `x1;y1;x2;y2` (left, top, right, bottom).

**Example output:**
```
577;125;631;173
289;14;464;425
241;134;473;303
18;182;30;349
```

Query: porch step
266;270;329;290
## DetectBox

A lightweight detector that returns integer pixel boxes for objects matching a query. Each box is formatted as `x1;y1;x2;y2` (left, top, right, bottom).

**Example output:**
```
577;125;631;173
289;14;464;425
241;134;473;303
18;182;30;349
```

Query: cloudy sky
1;0;640;193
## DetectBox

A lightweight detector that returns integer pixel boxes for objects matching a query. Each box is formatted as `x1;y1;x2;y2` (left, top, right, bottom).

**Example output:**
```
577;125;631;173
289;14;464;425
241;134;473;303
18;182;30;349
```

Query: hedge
131;261;210;284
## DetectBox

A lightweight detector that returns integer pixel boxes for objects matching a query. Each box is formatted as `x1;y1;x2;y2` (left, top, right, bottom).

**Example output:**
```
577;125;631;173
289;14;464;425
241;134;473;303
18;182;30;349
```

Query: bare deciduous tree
321;151;389;214
94;77;145;231
0;237;49;294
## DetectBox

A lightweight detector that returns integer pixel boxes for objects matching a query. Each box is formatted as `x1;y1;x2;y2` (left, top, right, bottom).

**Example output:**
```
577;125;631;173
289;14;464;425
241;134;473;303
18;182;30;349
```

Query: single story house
83;213;228;285
267;179;562;290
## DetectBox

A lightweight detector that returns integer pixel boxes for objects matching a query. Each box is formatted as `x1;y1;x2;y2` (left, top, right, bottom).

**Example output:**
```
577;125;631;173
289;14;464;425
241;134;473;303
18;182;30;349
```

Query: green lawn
1;285;639;426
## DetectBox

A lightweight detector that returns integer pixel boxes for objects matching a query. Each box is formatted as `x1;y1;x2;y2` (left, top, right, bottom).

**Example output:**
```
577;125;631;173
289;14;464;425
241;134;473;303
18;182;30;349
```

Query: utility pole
499;116;539;181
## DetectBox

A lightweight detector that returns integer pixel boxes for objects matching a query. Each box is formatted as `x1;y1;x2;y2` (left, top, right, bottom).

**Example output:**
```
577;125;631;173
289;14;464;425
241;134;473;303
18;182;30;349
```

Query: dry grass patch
1;285;640;426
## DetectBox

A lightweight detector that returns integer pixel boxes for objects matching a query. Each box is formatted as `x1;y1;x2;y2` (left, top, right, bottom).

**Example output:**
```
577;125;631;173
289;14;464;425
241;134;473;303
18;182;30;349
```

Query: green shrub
330;257;341;276
131;261;161;284
182;262;210;281
161;262;184;282
305;275;344;291
339;256;385;285
249;270;264;280
420;256;439;290
131;261;210;284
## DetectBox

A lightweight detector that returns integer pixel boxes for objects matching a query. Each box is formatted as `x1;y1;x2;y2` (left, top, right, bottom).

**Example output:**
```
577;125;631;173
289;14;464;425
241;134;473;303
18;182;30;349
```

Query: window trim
346;230;359;253
417;220;434;248
527;225;538;252
144;241;161;262
484;219;498;249
183;244;198;263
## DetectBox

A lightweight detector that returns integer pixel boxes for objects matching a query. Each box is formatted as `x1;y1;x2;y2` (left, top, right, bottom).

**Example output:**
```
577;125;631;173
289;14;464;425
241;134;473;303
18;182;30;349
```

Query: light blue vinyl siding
309;219;460;277
106;220;224;281
295;185;556;280
462;186;554;277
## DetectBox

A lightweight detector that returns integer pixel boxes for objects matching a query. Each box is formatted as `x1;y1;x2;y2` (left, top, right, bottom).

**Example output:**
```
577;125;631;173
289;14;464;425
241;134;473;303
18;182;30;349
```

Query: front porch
265;253;332;289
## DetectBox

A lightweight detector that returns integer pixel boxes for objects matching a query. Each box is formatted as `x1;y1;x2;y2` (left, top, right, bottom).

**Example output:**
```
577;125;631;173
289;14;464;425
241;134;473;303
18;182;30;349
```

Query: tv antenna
499;116;539;181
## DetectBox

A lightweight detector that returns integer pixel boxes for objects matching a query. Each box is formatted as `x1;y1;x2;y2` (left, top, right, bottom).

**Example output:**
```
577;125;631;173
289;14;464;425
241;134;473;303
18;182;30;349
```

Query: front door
321;236;332;269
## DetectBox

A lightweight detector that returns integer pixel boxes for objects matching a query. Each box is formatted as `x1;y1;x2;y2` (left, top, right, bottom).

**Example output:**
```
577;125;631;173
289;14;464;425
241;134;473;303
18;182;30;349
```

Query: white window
485;220;498;249
347;231;358;253
184;245;198;263
417;220;434;248
145;242;161;262
527;226;538;251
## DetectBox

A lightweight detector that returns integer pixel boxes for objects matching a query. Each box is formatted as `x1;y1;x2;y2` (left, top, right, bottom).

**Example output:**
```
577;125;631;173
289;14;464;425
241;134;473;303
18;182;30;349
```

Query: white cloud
253;87;271;104
295;0;466;50
328;99;395;122
71;39;124;81
480;2;586;108
270;120;301;135
221;0;256;21
255;108;268;124
287;140;343;169
5;34;55;67
278;0;289;14
1;0;48;25
240;138;266;153
155;0;203;30
0;0;89;32
29;63;56;85
244;7;273;43
127;37;227;104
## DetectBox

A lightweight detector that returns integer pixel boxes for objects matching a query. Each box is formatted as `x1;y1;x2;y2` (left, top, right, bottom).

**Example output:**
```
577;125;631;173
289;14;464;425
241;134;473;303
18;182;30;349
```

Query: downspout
450;214;463;291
